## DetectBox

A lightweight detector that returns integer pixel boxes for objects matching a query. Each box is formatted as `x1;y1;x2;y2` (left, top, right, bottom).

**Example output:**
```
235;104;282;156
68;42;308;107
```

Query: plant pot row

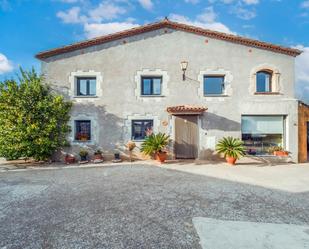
65;153;104;164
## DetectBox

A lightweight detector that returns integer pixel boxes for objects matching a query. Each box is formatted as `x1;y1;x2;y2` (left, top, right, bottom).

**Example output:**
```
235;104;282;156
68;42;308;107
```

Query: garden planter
226;156;237;165
273;151;288;156
79;156;88;164
155;151;167;163
94;154;104;160
65;155;75;164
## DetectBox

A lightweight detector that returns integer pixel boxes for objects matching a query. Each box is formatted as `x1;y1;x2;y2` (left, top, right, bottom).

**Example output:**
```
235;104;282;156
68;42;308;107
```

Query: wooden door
174;115;198;159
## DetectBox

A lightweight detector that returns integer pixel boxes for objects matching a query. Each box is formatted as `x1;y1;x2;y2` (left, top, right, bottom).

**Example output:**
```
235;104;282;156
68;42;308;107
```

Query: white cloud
57;1;140;39
60;0;80;3
209;0;259;4
295;45;309;82
301;1;309;9
84;22;139;38
138;0;153;10
57;7;86;24
0;53;13;74
294;45;309;103
208;0;258;19
231;6;256;20
197;6;217;23
242;0;259;5
184;0;199;4
88;2;127;22
169;12;235;34
57;1;128;24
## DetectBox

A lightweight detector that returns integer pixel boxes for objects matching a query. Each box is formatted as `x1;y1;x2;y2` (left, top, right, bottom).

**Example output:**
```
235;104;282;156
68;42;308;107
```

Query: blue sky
0;0;309;102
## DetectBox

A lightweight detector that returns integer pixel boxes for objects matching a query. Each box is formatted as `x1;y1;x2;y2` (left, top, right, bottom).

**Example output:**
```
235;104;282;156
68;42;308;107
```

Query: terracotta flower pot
65;155;75;164
155;151;167;163
94;154;104;160
273;151;288;156
226;156;237;165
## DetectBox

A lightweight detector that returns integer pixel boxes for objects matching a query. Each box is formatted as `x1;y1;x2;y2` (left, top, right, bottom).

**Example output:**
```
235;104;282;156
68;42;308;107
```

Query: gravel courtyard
1;164;309;249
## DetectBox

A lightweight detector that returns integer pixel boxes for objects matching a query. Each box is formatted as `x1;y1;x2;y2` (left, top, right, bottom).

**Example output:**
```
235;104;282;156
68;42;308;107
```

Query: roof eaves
35;19;302;60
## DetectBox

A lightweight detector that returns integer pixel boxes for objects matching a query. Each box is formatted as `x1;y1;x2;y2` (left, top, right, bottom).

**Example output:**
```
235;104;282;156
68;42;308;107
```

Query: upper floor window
77;77;96;96
141;76;162;96
131;120;153;140
256;71;272;93
204;76;225;95
75;120;91;141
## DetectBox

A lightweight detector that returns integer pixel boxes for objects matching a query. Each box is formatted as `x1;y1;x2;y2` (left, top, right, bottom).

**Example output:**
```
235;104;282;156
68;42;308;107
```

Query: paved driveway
0;165;309;249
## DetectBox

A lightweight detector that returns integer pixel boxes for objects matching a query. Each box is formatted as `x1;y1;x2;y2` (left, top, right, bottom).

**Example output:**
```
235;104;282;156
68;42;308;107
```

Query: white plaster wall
41;28;298;161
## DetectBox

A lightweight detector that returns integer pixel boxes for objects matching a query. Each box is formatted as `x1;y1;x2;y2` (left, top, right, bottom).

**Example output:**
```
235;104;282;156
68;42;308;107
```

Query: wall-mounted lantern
180;61;188;81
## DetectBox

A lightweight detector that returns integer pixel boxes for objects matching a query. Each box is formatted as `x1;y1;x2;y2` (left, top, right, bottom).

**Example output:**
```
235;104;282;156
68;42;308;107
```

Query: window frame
203;75;225;96
241;115;286;155
255;70;273;93
74;120;91;142
141;76;162;96
76;77;97;97
131;119;154;141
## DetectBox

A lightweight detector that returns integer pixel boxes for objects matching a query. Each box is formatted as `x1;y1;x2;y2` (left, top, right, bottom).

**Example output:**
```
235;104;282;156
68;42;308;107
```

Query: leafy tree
0;68;72;161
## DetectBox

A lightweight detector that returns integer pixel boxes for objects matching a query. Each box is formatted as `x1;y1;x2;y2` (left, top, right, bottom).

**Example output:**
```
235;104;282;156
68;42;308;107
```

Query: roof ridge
35;19;302;59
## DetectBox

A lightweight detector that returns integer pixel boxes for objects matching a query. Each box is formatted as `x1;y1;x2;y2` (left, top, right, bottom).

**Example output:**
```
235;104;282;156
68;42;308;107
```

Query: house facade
36;19;302;162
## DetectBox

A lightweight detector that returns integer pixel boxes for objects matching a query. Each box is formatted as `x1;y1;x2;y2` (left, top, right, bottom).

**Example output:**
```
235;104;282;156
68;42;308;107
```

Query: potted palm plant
216;137;245;165
141;133;170;163
268;146;289;156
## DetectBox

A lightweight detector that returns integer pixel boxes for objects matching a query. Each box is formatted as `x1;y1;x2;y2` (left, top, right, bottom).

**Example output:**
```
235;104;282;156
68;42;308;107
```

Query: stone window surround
69;70;103;99
198;69;233;99
70;114;99;145
124;114;160;142
134;69;169;102
250;64;281;94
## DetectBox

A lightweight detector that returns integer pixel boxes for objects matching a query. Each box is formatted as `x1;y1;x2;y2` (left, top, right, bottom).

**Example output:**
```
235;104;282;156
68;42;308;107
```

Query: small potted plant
141;133;170;163
94;149;104;160
112;152;122;163
65;153;75;164
216;137;245;165
268;146;289;156
126;141;136;162
79;149;89;163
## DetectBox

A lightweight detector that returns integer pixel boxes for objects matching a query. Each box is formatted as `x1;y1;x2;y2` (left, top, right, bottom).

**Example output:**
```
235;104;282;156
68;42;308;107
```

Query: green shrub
79;149;88;157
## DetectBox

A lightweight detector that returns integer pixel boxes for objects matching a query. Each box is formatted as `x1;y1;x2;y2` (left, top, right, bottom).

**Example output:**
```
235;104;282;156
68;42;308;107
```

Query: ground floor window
241;115;285;155
131;120;153;140
75;120;91;141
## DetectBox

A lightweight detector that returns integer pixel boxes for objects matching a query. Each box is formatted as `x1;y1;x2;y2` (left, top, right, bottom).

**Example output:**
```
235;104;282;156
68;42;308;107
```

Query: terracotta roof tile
166;105;207;114
35;19;302;59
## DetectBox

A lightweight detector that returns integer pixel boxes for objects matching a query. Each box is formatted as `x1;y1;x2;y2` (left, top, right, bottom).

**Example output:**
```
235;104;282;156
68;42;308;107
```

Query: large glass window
75;120;91;141
132;120;153;140
241;115;285;155
76;77;96;96
204;76;224;95
141;77;162;95
256;71;272;93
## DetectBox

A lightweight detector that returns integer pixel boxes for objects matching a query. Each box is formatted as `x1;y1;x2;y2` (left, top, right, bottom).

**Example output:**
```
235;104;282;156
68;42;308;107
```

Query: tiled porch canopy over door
167;105;207;159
